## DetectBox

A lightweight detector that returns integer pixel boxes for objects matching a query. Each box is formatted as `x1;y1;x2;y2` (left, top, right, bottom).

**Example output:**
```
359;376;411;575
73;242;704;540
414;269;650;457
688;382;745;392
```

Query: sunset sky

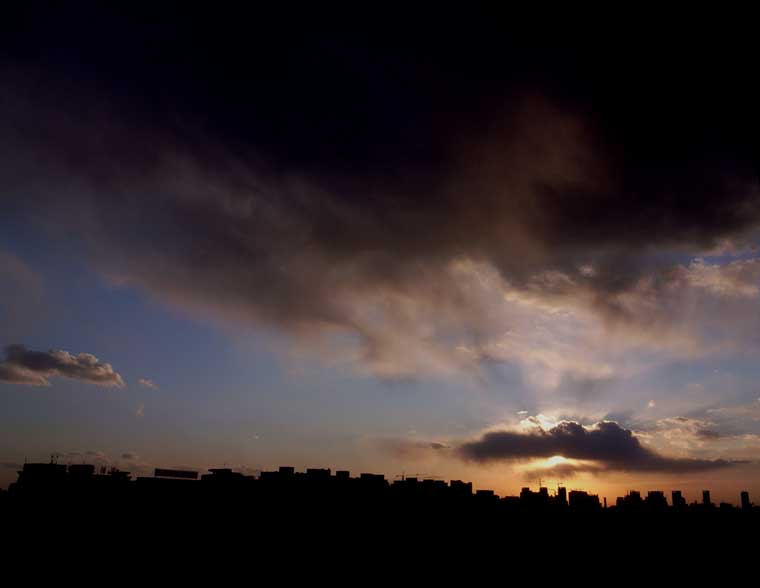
2;6;759;504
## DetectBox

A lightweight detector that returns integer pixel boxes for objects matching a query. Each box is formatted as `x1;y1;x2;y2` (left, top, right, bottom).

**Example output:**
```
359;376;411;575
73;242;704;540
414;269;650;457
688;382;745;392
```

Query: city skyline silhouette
3;458;756;511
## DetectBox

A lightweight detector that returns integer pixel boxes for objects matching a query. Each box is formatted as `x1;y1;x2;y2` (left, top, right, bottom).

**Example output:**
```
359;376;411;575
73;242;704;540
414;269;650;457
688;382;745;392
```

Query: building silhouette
645;490;668;510
672;490;686;509
4;460;758;536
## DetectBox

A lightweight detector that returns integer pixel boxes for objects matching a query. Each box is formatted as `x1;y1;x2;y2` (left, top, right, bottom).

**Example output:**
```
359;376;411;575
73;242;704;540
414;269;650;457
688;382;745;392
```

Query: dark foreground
2;462;757;570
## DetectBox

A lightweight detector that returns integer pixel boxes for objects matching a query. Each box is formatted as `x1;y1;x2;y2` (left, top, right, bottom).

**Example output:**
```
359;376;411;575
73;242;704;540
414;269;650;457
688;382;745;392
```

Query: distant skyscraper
569;490;600;510
646;490;667;509
702;490;711;507
741;491;751;511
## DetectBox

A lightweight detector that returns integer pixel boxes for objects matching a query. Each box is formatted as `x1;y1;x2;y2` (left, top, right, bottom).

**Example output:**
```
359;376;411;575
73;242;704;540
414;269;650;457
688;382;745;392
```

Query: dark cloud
0;345;125;387
2;7;760;374
458;421;736;473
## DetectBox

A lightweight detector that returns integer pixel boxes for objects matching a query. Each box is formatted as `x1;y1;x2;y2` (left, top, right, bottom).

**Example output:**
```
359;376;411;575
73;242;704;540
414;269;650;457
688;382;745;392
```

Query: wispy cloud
376;438;451;461
138;378;159;390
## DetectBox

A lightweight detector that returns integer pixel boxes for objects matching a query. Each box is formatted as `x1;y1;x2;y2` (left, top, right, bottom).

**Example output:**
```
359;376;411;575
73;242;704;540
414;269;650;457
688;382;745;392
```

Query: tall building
646;490;667;509
741;491;751;511
450;480;472;497
702;490;711;507
305;468;331;480
568;490;600;510
557;487;567;506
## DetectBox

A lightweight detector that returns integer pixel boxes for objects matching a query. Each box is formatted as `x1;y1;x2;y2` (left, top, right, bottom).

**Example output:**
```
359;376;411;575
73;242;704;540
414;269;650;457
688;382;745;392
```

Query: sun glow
543;455;570;468
516;455;575;474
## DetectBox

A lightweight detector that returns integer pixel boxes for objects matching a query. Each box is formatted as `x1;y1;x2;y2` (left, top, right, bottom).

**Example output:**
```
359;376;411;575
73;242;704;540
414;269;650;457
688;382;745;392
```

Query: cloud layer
0;344;125;387
458;420;736;473
2;7;760;379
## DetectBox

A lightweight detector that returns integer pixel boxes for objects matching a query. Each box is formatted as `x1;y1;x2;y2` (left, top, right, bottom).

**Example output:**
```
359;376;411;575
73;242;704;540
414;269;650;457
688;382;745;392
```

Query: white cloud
138;378;159;390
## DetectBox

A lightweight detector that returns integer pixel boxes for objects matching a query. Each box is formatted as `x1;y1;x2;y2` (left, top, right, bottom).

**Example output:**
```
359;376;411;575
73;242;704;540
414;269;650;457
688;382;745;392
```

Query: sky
1;5;760;504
